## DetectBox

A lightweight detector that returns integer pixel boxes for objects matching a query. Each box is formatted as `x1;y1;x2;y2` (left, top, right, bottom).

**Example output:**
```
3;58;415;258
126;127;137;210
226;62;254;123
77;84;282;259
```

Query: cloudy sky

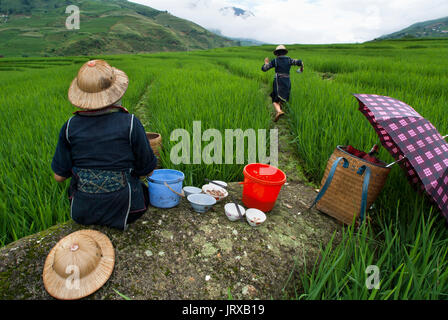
130;0;448;44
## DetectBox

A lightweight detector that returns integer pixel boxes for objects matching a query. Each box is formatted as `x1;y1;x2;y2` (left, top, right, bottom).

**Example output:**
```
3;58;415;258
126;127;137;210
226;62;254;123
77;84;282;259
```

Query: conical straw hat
68;59;129;110
274;45;288;55
42;230;115;300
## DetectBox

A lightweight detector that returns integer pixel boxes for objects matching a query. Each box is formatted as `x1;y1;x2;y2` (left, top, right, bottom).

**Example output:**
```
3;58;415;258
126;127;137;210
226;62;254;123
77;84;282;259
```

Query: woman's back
53;108;156;179
68;111;135;171
271;56;297;74
263;55;302;75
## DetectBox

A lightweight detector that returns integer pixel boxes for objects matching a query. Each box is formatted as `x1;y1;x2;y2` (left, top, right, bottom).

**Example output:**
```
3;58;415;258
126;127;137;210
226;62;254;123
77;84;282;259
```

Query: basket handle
357;165;371;223
309;157;371;224
309;157;349;209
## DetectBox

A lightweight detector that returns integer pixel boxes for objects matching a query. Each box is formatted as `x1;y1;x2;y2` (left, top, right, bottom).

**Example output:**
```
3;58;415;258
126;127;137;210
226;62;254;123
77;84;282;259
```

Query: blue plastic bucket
147;169;185;208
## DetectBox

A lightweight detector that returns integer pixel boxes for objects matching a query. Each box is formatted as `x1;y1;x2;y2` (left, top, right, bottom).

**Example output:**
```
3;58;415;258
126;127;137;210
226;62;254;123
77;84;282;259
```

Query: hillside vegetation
379;16;448;40
0;0;238;57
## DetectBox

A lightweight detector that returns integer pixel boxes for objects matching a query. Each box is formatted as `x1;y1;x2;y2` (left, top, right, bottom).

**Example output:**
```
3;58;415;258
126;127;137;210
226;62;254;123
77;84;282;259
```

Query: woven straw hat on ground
43;230;115;300
68;59;129;110
274;45;288;55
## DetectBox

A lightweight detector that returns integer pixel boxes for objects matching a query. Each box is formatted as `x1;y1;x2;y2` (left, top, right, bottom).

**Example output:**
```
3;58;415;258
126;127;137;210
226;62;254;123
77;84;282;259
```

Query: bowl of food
224;203;246;221
245;208;266;227
183;186;202;198
211;180;228;189
202;184;228;202
187;193;217;213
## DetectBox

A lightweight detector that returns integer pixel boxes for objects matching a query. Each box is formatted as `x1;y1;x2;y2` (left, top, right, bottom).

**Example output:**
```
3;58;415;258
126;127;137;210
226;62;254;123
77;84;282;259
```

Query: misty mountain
378;16;448;40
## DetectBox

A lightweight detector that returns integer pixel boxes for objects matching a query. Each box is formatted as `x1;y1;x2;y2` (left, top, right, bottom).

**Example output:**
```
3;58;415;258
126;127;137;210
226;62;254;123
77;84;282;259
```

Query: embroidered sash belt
76;168;127;194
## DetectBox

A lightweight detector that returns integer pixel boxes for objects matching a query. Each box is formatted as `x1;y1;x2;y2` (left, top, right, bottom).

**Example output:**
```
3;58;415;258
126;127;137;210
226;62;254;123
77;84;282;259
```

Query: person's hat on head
68;59;129;110
274;45;288;56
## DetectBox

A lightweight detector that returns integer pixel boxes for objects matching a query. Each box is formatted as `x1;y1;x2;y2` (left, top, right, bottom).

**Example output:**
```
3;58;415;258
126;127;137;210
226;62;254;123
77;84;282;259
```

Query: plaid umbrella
354;93;448;222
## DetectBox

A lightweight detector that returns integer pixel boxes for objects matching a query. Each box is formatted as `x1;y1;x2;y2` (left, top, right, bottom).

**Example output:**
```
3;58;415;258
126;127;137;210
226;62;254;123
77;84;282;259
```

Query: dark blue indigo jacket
262;55;303;102
52;108;157;230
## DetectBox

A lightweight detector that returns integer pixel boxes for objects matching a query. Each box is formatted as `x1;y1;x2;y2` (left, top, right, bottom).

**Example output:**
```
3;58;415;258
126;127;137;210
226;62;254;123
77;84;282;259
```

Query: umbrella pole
386;157;405;168
386;134;448;168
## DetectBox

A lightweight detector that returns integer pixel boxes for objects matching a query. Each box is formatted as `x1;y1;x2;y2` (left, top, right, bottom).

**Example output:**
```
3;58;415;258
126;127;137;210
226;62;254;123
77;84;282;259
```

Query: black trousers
127;182;149;224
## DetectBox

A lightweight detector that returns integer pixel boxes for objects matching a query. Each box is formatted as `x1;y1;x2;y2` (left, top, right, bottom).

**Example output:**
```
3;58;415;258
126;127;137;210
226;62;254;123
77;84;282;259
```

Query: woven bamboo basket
315;145;391;225
146;132;162;168
146;132;162;157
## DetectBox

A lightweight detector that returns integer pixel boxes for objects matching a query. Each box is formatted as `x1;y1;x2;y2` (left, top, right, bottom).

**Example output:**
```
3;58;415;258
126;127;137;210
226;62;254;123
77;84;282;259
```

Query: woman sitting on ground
262;45;304;122
51;59;157;230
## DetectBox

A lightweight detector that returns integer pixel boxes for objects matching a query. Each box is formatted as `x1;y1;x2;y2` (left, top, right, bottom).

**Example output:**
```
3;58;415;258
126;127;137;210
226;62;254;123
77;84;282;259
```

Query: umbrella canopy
354;93;448;222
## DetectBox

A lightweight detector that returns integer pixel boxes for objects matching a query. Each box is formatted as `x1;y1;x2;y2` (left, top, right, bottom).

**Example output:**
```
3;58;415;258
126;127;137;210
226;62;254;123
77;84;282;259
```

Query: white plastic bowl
224;203;246;221
246;208;266;227
187;193;216;213
183;186;202;197
202;184;228;202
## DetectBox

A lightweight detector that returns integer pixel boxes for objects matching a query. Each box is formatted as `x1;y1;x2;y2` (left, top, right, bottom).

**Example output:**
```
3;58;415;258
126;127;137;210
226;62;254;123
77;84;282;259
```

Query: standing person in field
51;60;157;230
262;45;304;122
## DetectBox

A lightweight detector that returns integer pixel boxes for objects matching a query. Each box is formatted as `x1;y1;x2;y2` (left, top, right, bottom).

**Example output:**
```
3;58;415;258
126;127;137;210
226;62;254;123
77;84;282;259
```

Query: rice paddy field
1;38;448;299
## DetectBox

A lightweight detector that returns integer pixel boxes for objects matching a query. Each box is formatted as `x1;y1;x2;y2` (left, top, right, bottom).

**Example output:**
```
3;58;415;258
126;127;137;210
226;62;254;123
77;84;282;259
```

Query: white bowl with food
202;183;228;202
211;180;228;189
245;208;266;227
224;203;246;221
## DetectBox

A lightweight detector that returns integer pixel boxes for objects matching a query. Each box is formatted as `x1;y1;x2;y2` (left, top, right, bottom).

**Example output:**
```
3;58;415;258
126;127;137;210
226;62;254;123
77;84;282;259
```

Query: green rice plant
142;58;271;186
298;208;448;299
0;64;80;244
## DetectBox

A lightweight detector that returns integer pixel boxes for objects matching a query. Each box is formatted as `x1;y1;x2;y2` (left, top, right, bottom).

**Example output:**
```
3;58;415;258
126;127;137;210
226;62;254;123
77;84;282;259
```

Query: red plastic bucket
241;163;286;212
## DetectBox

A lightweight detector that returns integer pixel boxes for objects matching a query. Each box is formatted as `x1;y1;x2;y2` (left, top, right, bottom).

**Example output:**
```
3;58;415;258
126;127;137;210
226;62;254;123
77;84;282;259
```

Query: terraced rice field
1;38;447;298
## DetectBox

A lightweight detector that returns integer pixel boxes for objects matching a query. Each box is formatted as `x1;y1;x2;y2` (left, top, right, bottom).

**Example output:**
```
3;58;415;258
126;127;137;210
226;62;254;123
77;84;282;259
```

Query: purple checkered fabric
354;94;448;222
